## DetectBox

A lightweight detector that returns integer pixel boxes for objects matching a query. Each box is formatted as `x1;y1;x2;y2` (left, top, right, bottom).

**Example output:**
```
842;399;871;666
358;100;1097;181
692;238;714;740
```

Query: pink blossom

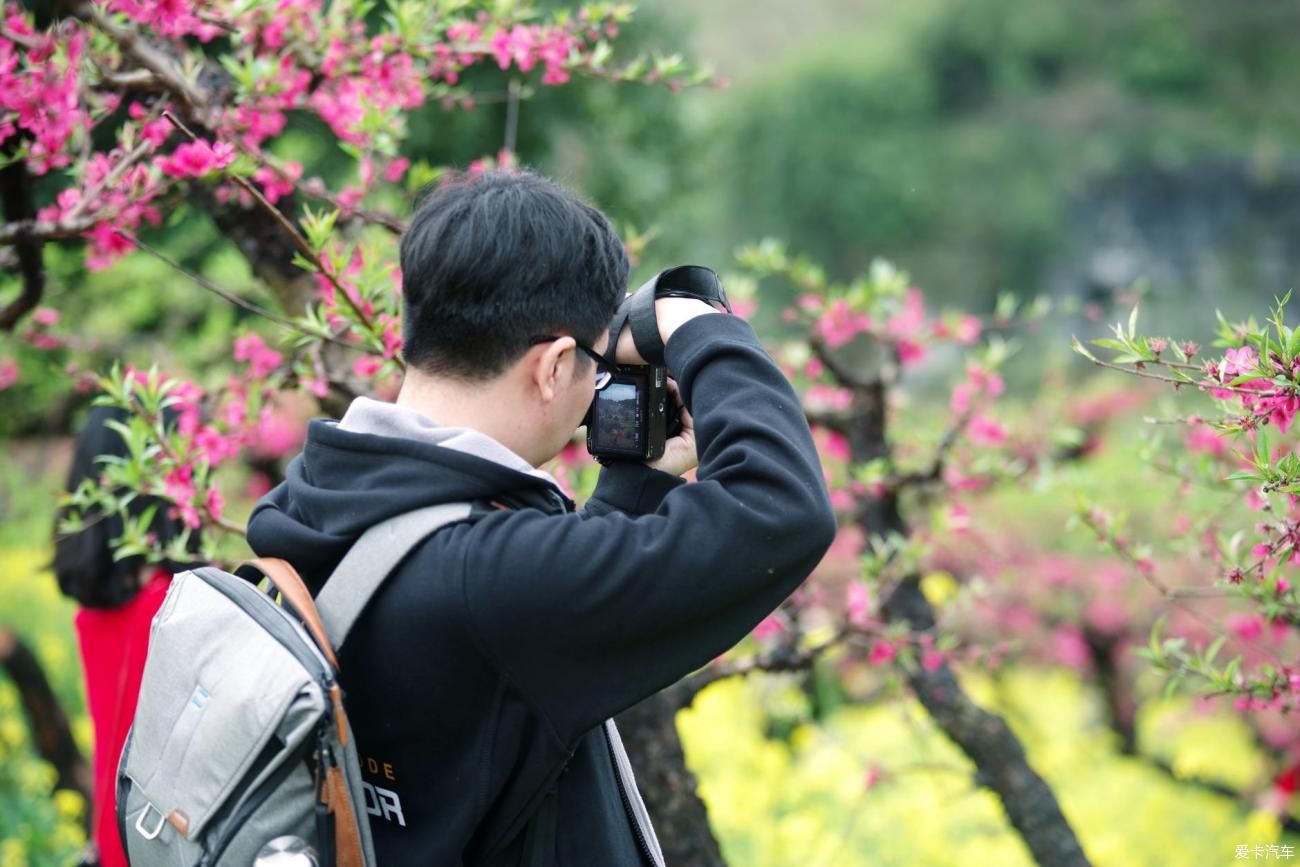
1185;423;1228;456
751;615;783;642
353;356;383;378
967;413;1007;447
1227;613;1264;642
846;582;872;627
921;650;945;672
383;157;410;184
205;486;225;522
954;315;981;345
246;472;274;501
194;425;241;466
252;161;302;205
805;384;853;411
233;334;284;380
815;300;872;349
157;140;235;179
894;338;926;366
868;640;897;666
83;221;134;271
1051;625;1091;671
31;307;59;326
946;503;971;532
1221;345;1259;377
822;431;850;462
804;357;824;379
0;359;17;391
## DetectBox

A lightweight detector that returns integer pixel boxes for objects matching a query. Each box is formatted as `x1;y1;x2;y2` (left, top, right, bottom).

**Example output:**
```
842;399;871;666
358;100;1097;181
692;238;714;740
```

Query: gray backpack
116;503;472;866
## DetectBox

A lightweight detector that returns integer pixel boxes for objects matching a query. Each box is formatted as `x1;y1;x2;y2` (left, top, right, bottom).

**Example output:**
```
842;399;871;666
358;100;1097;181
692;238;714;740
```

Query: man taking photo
246;170;836;865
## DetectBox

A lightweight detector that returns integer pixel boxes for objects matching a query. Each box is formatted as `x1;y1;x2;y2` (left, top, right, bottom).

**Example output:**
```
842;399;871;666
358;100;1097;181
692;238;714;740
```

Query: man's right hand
613;297;718;366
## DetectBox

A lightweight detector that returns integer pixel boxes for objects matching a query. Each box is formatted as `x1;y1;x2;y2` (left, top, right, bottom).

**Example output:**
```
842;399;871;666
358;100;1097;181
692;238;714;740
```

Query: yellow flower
54;789;85;822
920;570;959;607
1245;809;1281;844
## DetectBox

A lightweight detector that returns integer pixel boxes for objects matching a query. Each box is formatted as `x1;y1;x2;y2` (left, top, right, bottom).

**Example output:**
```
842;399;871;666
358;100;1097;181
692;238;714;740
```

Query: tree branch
0;156;45;330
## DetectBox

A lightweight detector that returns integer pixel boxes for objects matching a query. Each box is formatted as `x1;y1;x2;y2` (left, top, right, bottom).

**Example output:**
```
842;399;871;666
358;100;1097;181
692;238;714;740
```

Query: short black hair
52;405;200;609
399;170;628;380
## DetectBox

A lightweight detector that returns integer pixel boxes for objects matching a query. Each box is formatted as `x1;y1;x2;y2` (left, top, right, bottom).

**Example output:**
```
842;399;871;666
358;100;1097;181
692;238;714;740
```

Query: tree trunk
851;379;1093;867
0;627;93;828
616;691;727;867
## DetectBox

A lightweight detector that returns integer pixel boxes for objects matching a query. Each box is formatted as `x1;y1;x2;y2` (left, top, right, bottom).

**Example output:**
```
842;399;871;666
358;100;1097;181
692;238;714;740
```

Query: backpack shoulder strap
315;502;474;651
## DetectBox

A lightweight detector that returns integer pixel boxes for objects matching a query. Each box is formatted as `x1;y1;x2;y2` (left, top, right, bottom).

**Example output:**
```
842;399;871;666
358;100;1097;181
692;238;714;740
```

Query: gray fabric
339;396;566;498
604;720;666;867
118;569;370;866
315;502;474;650
122;571;327;839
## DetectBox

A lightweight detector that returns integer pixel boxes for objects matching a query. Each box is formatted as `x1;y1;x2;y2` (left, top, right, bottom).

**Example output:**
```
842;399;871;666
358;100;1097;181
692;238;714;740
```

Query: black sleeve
584;462;687;517
460;315;837;742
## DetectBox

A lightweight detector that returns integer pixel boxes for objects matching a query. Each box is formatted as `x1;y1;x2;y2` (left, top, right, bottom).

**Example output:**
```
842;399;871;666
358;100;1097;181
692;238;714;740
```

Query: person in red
53;405;200;867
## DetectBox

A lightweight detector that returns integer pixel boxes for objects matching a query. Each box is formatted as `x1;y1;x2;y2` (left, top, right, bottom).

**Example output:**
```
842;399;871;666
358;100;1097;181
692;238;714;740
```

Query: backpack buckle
135;803;167;840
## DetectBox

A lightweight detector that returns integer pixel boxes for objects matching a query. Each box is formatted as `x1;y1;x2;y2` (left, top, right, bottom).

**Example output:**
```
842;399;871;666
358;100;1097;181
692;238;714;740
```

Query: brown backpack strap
237;557;341;673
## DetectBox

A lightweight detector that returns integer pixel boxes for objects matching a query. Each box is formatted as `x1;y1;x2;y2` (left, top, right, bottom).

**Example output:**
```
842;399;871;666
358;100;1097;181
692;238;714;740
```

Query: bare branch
809;333;873;390
84;4;213;121
118;231;361;351
0;158;45;330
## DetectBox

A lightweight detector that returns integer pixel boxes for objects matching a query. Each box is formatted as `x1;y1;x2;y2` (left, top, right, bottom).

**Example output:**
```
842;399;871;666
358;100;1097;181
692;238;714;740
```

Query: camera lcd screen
592;381;642;454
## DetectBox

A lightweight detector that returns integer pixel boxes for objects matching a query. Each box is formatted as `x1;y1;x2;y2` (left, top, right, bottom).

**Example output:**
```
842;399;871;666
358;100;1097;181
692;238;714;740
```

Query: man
246;170;836;865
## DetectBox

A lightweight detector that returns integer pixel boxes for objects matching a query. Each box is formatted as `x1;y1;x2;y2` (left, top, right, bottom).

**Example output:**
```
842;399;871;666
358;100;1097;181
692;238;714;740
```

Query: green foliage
710;0;1300;310
0;548;89;866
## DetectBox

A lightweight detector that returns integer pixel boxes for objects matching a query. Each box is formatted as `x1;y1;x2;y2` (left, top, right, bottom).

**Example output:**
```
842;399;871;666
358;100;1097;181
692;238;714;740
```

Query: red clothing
74;570;171;867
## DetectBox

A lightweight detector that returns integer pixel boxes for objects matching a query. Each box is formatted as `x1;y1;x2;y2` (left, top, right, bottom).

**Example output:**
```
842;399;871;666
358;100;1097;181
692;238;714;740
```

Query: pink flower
1227;613;1263;642
383;157;410;184
1052;625;1091;671
967;413;1007;447
353;356;383;378
31;307;59;326
0;359;17;391
846;582;872;627
751;615;783;642
868;640;897;666
157;140;235;179
1221;346;1259;377
252;161;302;205
822;431;850;462
953;315;981;345
815;300;872;349
83;221;134;271
233;333;284;379
205;486;225;522
894;338;926;366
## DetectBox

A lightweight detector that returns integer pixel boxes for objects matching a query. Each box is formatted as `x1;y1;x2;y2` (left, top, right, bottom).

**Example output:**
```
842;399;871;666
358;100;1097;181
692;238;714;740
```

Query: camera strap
607;265;732;366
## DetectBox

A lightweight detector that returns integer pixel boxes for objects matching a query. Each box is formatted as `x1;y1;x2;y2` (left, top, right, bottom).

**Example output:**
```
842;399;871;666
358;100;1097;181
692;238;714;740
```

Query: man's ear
530;336;575;404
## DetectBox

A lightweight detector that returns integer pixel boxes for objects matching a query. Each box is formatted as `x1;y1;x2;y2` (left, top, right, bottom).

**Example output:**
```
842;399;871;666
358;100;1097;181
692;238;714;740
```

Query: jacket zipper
603;724;659;867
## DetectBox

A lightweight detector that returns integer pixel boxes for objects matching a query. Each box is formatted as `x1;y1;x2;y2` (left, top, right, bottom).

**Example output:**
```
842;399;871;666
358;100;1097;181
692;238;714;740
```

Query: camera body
586;364;682;462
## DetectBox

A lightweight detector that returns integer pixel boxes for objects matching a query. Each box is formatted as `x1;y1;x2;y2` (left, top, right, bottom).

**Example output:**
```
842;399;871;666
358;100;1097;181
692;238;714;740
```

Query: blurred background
4;0;1300;864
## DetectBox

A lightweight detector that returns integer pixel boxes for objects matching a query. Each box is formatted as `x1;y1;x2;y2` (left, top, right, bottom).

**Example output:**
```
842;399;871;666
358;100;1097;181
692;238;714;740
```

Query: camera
585;264;728;463
586;364;682;462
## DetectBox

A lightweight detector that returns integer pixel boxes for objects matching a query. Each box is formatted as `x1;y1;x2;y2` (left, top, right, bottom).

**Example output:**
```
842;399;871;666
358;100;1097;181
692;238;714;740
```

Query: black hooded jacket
245;315;837;865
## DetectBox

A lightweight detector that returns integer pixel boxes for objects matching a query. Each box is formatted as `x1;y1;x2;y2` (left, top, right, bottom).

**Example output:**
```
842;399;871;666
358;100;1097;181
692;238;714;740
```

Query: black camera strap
607;265;731;365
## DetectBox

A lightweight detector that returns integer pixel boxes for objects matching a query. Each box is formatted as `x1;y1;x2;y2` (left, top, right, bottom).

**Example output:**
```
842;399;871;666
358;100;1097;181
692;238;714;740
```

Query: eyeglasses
529;335;618;390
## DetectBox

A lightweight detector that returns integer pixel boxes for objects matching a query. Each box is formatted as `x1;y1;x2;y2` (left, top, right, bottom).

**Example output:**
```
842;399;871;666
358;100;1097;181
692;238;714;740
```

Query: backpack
115;502;473;866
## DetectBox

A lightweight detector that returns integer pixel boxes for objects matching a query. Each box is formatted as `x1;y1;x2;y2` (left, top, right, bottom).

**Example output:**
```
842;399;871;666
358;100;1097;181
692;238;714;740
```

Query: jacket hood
246;406;572;580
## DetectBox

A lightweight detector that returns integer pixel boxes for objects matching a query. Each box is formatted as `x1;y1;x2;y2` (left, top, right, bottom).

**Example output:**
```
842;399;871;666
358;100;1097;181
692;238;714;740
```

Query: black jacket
245;315;837;866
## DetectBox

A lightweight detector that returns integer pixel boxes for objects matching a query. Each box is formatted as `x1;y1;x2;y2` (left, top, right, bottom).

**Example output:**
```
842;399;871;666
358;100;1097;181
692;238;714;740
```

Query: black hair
52;405;201;609
399;170;628;380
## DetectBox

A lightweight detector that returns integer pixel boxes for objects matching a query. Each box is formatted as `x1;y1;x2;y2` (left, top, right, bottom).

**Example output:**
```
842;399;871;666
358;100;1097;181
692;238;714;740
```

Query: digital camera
586;364;682;462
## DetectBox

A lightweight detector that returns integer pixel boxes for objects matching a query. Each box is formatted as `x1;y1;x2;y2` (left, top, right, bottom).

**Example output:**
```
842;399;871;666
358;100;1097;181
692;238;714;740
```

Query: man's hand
613;297;718;365
646;379;697;477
